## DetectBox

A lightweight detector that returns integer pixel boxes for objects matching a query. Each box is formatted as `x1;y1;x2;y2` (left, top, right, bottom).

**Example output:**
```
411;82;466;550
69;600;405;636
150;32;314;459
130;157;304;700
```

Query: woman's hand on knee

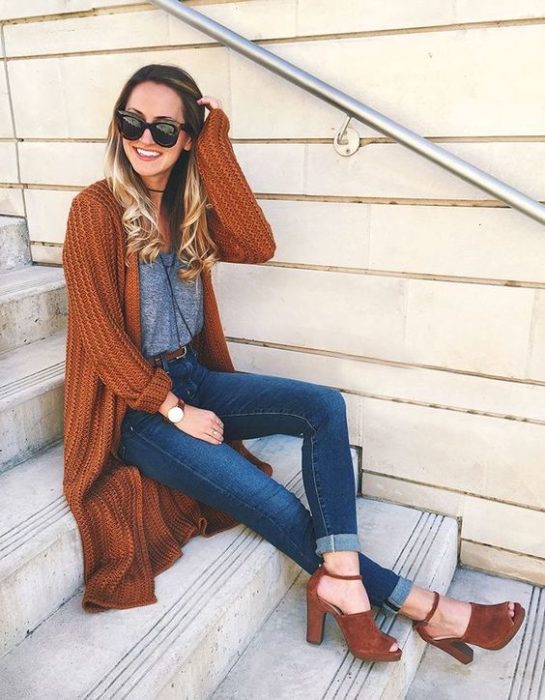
175;405;224;445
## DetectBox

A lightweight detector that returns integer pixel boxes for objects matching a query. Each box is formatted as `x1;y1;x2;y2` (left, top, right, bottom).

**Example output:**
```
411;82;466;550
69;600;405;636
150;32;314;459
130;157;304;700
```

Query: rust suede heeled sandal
413;590;526;665
306;564;402;663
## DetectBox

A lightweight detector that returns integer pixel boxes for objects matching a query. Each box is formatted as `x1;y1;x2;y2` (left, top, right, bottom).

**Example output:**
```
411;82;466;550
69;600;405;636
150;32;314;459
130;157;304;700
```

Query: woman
62;63;524;664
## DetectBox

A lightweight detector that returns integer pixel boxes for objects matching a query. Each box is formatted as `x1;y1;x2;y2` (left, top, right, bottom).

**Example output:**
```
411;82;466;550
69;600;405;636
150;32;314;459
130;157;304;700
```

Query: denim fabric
118;346;413;615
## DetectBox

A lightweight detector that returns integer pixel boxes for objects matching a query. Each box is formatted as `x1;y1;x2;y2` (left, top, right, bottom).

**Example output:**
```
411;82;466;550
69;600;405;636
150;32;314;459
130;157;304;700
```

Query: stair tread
0;265;65;301
0;434;457;699
407;568;542;700
0;440;67;578
0;329;66;409
211;502;457;699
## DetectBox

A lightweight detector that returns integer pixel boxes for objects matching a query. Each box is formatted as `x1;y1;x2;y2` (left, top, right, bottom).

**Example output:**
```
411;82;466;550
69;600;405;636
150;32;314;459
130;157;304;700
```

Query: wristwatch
166;397;186;424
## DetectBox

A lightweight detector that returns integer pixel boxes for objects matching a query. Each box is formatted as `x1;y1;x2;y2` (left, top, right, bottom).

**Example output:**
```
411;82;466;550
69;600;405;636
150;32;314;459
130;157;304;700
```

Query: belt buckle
174;346;187;360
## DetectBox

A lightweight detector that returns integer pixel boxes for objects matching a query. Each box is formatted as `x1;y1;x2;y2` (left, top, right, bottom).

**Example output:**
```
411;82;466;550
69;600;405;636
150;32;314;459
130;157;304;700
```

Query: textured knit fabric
139;250;203;357
62;107;276;613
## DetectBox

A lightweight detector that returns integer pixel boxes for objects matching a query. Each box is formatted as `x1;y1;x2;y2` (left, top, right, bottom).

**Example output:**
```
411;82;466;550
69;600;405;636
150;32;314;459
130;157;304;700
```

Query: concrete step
0;440;81;659
0;329;66;473
0;264;66;353
0;434;310;696
0;416;360;663
0;435;457;700
0;215;31;272
0;433;353;663
211;504;457;700
407;568;544;700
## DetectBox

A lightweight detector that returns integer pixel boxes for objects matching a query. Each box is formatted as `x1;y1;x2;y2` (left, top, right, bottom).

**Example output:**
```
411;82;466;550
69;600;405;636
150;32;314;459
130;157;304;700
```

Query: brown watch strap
163;397;185;422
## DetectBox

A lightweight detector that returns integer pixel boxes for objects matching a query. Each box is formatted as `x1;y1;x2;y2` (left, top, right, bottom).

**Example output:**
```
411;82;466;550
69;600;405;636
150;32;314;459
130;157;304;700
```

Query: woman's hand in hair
196;95;223;111
175;404;225;445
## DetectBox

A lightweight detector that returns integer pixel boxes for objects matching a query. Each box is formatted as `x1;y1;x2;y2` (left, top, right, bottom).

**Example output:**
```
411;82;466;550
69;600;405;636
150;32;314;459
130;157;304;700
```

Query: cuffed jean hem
381;575;414;616
315;533;362;555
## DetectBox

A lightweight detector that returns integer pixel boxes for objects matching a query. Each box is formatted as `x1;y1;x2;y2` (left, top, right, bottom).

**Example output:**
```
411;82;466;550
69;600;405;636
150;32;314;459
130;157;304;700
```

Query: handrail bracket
334;115;360;157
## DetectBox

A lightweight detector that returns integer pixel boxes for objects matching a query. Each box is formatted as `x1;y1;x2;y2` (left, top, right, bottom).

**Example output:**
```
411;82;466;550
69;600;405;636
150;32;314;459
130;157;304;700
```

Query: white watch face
168;406;184;422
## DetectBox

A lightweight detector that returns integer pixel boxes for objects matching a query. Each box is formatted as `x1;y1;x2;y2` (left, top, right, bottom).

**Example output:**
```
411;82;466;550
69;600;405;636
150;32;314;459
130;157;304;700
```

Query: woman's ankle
317;572;371;613
321;550;361;576
398;585;437;621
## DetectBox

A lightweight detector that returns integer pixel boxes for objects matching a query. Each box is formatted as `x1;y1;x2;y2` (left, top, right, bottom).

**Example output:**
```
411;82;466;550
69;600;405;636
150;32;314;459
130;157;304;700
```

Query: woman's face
121;81;192;186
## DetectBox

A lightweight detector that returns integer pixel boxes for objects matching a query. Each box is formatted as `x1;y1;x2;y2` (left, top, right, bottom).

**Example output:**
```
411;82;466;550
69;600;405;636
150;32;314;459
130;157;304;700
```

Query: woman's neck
158;211;171;253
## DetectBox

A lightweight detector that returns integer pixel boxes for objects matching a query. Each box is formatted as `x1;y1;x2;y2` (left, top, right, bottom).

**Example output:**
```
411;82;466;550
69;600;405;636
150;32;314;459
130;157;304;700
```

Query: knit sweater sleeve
62;191;173;413
195;107;276;264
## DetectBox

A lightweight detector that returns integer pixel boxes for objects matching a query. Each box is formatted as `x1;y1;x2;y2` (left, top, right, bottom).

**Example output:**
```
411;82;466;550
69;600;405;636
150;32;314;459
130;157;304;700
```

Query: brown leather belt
147;343;191;367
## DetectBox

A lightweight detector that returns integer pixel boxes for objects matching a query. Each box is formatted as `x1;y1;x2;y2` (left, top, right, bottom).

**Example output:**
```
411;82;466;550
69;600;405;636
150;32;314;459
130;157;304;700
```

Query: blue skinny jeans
118;345;413;615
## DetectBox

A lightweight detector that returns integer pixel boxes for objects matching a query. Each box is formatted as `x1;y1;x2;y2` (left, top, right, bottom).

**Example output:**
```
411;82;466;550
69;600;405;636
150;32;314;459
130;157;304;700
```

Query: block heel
306;594;327;645
420;635;474;665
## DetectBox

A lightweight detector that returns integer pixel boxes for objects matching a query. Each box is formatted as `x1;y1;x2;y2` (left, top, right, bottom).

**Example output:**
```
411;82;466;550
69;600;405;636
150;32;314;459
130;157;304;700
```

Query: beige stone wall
1;0;544;584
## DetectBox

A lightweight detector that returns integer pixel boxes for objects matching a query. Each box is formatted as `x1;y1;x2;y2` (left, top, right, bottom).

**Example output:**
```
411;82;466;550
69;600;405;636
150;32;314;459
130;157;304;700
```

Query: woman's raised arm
195;107;276;264
62;191;173;412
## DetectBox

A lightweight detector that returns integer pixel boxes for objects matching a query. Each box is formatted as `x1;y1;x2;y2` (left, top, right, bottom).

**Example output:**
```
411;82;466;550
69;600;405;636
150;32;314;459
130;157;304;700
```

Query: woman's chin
130;159;166;178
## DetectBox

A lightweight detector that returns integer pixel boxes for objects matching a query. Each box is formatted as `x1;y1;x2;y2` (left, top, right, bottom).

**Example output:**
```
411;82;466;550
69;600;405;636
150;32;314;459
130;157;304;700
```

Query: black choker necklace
148;187;165;193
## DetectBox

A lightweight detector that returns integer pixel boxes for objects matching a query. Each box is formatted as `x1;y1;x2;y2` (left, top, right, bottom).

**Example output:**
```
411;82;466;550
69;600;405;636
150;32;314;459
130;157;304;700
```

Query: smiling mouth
133;146;161;159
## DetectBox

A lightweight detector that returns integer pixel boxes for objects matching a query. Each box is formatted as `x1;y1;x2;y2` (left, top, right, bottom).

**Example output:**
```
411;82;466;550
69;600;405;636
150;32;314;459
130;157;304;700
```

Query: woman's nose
140;127;155;145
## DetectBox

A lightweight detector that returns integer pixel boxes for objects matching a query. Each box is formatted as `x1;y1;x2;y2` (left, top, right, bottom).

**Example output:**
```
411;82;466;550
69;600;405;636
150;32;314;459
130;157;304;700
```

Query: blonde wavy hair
104;63;220;284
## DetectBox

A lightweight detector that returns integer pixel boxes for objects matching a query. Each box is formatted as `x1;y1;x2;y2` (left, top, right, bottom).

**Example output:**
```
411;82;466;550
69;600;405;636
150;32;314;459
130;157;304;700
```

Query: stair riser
0;522;82;659
0;218;31;272
0;386;64;473
0;287;66;353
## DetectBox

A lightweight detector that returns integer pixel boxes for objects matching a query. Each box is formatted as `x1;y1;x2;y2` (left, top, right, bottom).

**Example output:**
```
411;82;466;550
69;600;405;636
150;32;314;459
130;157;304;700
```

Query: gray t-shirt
139;250;203;358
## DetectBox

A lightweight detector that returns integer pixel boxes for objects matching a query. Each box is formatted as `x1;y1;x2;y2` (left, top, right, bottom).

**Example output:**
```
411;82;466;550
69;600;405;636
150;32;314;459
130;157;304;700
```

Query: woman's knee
309;385;346;426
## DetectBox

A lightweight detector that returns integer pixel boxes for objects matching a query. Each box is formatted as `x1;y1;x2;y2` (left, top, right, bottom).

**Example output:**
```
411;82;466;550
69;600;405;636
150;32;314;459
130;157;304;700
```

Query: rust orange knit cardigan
62;107;276;613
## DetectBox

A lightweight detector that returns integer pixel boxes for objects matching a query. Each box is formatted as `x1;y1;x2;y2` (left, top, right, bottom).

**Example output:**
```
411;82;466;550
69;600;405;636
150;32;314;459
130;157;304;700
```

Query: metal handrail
149;0;545;226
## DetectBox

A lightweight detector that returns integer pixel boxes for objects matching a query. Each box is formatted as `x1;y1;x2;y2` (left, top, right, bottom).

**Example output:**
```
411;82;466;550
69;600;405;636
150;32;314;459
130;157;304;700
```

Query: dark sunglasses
115;109;192;148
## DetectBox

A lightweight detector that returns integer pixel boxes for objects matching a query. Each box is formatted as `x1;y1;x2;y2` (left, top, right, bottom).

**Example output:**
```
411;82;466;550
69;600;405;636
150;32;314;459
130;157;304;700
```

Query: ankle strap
321;565;362;581
422;591;440;624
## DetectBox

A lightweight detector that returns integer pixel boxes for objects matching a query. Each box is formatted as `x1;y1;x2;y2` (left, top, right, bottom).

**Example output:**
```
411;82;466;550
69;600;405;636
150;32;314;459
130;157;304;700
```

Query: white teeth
136;148;160;157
